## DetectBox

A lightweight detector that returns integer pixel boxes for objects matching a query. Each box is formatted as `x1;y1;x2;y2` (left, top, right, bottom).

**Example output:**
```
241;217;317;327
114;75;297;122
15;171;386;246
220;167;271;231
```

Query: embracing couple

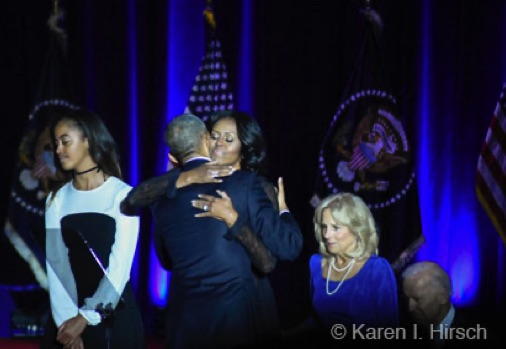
122;111;303;349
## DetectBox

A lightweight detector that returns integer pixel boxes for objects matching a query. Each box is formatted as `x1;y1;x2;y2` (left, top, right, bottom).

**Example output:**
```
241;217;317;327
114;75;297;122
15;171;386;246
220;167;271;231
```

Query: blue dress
310;254;398;330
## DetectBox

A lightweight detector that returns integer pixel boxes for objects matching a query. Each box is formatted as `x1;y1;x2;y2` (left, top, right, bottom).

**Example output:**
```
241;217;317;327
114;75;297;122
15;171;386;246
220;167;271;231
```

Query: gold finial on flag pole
203;0;216;31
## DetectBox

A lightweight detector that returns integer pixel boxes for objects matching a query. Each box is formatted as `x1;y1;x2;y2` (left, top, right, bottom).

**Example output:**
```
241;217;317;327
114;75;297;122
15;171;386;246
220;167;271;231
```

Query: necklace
326;257;355;295
75;165;99;175
331;258;354;272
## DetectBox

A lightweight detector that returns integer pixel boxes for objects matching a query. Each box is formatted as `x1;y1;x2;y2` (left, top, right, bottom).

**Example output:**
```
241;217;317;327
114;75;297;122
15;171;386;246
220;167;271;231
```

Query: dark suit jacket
439;307;502;349
150;158;303;349
399;307;502;349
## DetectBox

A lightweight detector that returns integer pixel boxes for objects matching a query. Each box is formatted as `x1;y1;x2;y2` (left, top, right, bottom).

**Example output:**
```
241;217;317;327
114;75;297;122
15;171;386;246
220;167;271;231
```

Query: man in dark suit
149;114;303;349
400;261;500;349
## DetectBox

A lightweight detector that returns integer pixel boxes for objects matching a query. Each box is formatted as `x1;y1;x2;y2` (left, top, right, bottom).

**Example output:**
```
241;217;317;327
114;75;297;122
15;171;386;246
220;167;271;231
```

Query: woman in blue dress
284;192;398;345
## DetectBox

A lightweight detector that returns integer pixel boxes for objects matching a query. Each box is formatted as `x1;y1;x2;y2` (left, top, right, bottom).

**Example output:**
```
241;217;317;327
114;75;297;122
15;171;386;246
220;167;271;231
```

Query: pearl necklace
326;257;355;295
331;257;354;272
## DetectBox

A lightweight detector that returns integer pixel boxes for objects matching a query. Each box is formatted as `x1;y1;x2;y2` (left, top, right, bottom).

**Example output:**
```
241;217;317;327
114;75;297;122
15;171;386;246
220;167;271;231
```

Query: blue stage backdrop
2;0;505;338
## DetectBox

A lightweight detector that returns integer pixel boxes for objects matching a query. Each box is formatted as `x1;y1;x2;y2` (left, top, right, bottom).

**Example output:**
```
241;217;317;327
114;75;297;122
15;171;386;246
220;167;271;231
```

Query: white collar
439;304;455;328
184;156;211;164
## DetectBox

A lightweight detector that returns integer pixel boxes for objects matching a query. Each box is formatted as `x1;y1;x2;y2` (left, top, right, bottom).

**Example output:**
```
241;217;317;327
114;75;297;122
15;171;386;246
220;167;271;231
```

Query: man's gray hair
164;114;207;163
401;261;453;297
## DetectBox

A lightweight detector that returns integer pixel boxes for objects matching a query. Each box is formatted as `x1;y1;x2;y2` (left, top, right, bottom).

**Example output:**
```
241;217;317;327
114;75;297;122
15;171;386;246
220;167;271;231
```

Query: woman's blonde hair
313;192;379;259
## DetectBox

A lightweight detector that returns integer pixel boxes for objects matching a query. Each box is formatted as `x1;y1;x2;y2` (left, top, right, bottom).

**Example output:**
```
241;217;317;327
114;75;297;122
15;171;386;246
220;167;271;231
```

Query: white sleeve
45;194;79;327
80;186;140;325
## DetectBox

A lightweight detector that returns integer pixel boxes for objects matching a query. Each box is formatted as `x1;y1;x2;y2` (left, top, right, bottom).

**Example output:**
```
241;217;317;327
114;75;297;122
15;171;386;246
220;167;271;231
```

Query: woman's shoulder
362;255;395;275
106;176;132;191
236;169;257;178
362;254;389;266
104;177;133;204
230;170;268;189
309;253;323;267
46;181;72;202
257;175;272;184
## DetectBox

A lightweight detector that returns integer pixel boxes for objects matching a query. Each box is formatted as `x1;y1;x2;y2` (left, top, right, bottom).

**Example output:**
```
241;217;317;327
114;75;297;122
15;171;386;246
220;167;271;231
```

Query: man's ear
436;290;448;305
197;131;211;158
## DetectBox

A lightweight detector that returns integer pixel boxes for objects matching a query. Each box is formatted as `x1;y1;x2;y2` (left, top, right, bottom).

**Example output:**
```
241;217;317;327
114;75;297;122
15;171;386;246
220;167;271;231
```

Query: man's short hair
401;261;453;297
164;114;207;163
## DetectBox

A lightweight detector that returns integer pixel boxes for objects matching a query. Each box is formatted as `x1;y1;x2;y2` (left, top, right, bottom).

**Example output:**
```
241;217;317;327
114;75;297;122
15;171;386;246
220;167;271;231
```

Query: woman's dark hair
207;110;268;176
48;108;122;199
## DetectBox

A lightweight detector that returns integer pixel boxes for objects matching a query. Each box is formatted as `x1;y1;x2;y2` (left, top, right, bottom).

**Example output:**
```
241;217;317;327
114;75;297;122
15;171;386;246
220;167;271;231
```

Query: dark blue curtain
1;0;505;337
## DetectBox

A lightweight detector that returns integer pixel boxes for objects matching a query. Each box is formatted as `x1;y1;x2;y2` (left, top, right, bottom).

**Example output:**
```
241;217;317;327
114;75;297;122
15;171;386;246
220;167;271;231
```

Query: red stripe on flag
480;144;506;199
476;172;506;245
490;114;506;153
476;85;506;247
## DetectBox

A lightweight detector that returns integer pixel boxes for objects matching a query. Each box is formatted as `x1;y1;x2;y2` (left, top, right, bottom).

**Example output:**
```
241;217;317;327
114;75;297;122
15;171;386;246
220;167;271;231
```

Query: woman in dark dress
195;111;284;343
42;109;144;349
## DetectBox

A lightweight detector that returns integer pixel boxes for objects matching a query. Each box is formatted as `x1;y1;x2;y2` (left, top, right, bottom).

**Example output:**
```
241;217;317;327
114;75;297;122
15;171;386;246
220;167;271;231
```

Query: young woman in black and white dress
41;109;143;349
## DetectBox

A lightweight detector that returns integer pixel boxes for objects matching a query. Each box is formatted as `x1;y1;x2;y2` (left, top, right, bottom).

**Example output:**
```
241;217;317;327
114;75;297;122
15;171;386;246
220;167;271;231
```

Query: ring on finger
203;205;209;212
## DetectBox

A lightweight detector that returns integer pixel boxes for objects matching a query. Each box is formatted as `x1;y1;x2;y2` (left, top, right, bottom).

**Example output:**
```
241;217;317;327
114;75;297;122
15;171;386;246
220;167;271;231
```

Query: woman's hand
57;314;87;347
64;336;84;349
176;161;235;188
277;177;288;212
192;190;238;228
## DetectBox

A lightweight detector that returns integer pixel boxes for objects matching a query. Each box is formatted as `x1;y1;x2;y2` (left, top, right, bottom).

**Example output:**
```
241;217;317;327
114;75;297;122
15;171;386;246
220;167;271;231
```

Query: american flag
184;3;234;121
476;83;506;246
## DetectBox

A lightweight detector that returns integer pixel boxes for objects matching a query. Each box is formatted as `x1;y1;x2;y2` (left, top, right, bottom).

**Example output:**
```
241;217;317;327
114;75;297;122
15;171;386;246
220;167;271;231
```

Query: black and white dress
43;177;144;349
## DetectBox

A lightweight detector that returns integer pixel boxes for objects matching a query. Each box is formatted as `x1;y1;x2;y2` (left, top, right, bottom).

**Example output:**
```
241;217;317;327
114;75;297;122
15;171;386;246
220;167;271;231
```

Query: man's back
150;158;302;348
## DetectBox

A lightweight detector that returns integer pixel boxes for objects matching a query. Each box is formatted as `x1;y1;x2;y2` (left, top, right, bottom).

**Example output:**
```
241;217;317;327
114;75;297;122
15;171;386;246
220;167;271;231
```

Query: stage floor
0;337;164;349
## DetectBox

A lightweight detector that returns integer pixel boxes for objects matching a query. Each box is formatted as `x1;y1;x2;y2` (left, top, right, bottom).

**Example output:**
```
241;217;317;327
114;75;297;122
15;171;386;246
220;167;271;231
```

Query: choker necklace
326;257;355;295
75;165;100;175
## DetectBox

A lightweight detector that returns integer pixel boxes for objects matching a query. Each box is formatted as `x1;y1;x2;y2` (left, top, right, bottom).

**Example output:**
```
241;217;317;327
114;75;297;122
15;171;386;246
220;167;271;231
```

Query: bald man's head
401;261;452;327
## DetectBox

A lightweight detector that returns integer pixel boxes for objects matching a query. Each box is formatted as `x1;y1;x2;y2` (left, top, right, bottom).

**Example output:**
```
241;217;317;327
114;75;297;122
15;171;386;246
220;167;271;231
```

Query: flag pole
184;0;234;121
53;0;60;16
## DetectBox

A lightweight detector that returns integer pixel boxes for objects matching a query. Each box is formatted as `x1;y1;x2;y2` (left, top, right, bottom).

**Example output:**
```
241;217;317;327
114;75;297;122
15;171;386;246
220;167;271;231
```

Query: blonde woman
310;192;398;328
283;192;398;345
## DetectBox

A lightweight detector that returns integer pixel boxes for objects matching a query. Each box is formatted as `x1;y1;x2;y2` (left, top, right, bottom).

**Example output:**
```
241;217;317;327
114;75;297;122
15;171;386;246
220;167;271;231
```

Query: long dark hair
48;108;122;200
207;110;268;176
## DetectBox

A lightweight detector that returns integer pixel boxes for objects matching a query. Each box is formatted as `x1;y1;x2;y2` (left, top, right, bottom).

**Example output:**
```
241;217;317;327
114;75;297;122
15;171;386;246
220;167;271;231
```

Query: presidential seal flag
476;83;506;246
184;0;234;122
2;4;78;296
312;4;423;271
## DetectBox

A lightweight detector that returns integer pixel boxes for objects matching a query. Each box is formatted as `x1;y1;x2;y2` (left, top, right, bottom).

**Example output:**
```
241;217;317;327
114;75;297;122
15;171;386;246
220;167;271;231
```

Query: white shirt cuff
79;309;101;326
